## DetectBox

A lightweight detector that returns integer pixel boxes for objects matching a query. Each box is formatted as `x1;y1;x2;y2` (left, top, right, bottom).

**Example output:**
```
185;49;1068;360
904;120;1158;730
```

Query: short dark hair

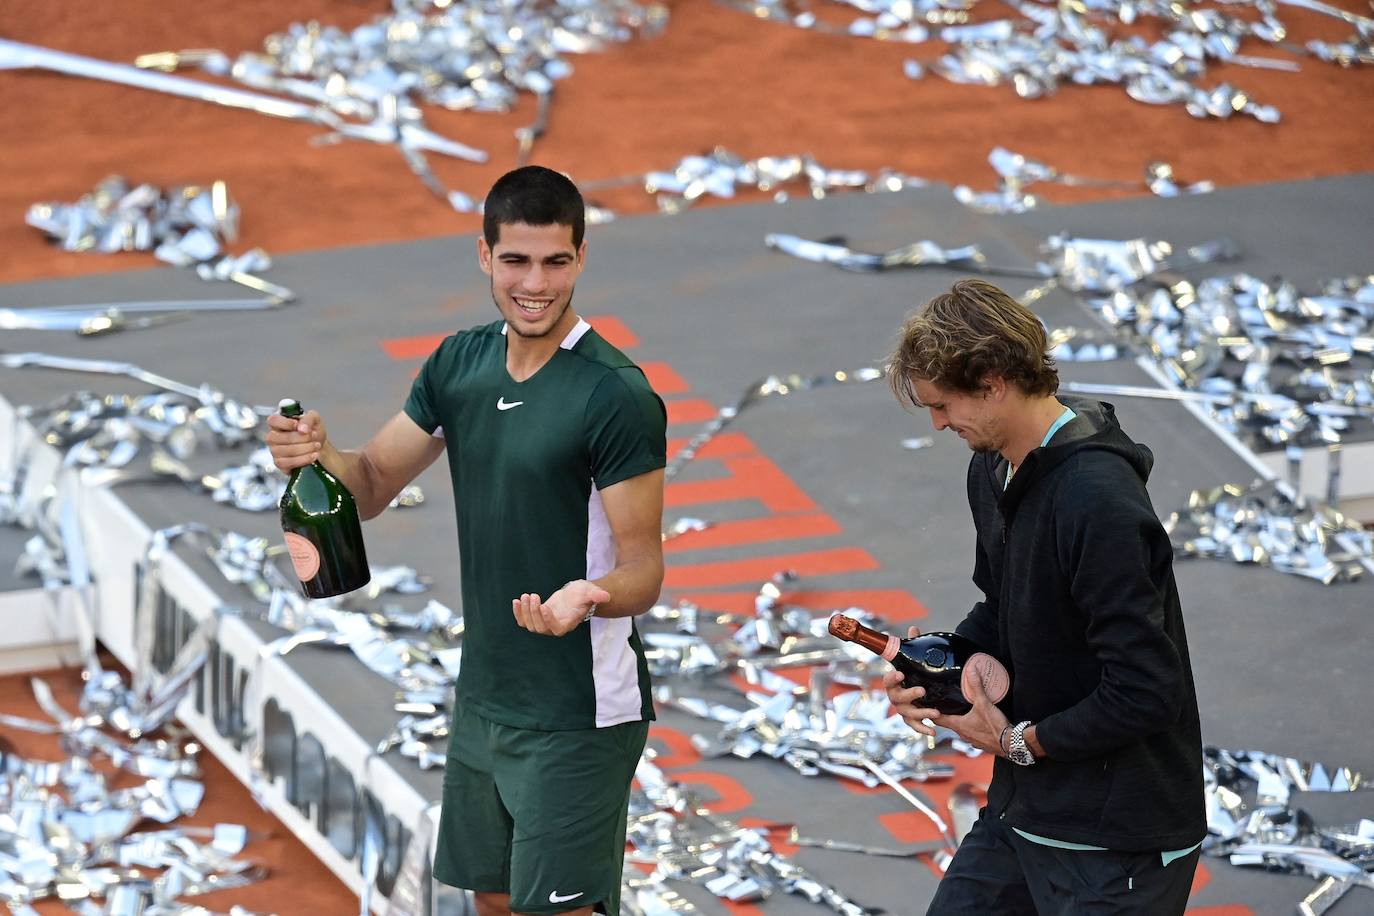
888;279;1059;405
482;166;585;249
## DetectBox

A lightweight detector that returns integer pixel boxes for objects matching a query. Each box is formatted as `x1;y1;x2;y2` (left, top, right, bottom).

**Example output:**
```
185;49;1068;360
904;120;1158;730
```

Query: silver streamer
1166;480;1374;584
1204;746;1374;912
135;0;667;204
0;677;271;912
27;176;295;303
764;233;1042;279
1;298;287;338
0;36;486;214
666;368;884;481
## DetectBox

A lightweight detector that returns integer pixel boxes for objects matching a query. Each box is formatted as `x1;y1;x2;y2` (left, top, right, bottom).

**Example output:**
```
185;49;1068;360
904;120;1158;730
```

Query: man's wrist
563;580;599;622
1006;721;1037;766
1024;724;1045;759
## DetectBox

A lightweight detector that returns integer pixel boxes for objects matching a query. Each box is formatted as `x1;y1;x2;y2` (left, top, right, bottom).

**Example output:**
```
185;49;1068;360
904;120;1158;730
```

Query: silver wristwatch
1007;720;1036;766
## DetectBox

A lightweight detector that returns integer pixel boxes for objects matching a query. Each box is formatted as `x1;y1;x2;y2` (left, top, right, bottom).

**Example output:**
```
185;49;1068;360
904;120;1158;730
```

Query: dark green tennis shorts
433;703;648;914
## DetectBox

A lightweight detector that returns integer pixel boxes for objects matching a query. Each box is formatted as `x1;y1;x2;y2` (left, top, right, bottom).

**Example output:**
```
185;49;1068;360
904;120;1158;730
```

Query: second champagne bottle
829;613;1010;716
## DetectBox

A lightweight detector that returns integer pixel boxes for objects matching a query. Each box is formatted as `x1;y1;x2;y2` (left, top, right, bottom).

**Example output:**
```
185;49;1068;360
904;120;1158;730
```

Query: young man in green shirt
266;167;666;915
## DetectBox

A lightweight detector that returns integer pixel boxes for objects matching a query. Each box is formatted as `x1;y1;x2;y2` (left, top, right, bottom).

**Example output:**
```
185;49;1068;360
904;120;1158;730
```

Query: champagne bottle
828;613;1009;716
277;398;371;599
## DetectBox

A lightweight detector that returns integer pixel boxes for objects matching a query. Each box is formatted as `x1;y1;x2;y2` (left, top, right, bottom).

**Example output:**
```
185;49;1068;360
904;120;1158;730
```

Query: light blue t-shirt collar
1005;405;1076;490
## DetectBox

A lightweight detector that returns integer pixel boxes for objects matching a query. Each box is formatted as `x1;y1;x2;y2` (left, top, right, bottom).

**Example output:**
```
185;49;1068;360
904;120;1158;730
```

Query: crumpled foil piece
1166;480;1374;583
0;677;271;912
715;0;965;41
1083;271;1374;450
954;147;1213;215
581;147;928;218
1041;234;1240;292
27;176;294;302
628;755;884;914
1204;746;1374;912
1047;325;1125;362
23;389;263;462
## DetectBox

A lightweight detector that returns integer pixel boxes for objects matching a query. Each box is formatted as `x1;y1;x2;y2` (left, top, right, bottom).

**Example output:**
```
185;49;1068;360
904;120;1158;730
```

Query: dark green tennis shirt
403;318;666;730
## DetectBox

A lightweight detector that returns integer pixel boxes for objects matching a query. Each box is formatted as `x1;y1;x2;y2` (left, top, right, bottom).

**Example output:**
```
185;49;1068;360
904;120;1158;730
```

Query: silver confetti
1204;747;1374;911
1166;480;1373;583
27;176;294;303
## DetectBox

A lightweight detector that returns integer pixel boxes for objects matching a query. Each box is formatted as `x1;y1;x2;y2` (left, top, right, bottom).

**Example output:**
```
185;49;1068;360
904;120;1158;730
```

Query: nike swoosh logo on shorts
497;397;524;411
548;891;584;904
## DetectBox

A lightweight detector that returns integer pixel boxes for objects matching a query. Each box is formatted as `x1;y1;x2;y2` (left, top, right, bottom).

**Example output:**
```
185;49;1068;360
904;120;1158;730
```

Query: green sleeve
584;369;667;488
403;341;446;434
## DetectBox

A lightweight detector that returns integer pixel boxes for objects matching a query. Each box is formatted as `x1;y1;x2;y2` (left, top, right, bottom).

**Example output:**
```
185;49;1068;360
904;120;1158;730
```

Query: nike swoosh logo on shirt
497;397;524;411
548;891;584;904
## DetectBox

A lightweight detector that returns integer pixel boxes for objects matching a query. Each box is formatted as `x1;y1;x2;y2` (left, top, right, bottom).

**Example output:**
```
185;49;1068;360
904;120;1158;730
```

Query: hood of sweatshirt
989;396;1153;517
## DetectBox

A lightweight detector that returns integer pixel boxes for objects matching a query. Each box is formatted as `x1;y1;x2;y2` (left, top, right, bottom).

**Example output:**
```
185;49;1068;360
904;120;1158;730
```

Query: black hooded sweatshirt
956;396;1205;851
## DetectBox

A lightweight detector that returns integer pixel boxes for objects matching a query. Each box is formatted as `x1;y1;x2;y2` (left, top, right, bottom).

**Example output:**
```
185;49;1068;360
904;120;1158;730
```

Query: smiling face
478;221;585;340
910;376;1005;453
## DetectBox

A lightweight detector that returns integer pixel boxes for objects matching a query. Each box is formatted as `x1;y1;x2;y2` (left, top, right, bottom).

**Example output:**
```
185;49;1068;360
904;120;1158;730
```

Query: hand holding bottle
882;626;945;737
265;406;328;472
885;657;1015;754
273;399;370;599
513;579;612;637
946;674;1016;758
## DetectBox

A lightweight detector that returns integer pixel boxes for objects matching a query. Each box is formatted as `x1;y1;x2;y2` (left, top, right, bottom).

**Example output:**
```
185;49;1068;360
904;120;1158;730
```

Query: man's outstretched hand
513;579;611;637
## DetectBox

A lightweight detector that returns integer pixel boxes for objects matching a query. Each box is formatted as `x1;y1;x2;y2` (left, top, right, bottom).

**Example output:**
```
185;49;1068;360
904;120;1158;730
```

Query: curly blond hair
888;279;1058;406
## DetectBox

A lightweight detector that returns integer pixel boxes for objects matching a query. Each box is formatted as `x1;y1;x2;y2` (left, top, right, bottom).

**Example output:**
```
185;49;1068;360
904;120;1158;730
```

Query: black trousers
926;809;1201;916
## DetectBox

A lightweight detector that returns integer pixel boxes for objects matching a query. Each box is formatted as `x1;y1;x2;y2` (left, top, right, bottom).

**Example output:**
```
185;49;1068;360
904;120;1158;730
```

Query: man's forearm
590;554;664;619
317;443;390;520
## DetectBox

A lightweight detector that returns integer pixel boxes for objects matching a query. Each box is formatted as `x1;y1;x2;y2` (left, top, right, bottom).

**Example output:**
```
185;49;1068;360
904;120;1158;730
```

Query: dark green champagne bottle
277;398;371;599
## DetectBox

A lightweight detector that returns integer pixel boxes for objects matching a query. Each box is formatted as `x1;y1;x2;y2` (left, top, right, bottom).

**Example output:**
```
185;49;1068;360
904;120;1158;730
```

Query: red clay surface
3;1;1372;285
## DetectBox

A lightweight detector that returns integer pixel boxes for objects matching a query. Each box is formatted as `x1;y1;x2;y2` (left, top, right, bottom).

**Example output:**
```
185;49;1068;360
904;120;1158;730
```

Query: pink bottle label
962;652;1011;703
284;532;320;581
881;635;899;661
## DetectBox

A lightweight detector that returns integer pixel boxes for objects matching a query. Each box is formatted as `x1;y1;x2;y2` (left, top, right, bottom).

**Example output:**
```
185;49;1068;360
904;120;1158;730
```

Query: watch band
582;602;598;622
1008;720;1036;766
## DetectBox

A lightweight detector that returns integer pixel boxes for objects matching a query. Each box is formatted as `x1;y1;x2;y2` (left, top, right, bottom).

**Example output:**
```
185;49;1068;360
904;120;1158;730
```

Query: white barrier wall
0;393;438;914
